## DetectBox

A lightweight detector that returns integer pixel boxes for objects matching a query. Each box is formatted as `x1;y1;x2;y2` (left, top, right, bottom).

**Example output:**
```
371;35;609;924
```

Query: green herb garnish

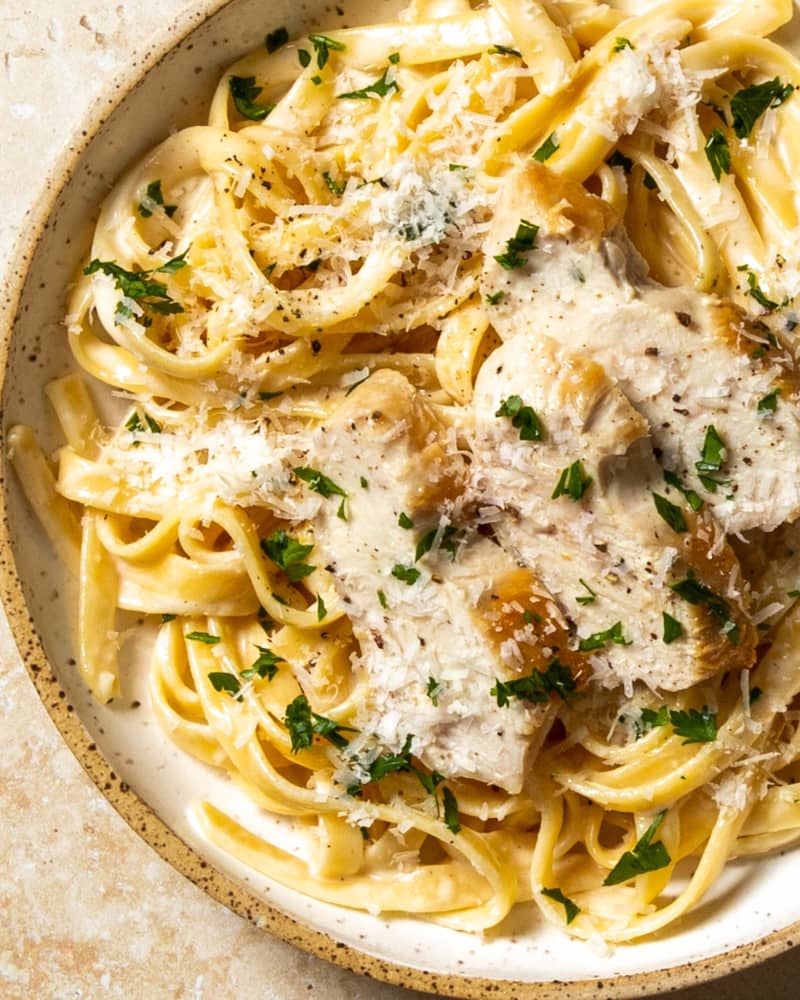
240;646;285;681
309;33;346;69
542;887;580;924
731;77;794;140
485;290;505;305
392;564;421;585
494;219;539;269
398;512;414;529
578;622;630;652
186;631;220;644
208;672;241;696
670;571;739;646
84;252;188;325
664;470;704;511
488;43;522;56
552;460;592;501
662;612;683;644
492;658;576;707
652;492;688;533
495;394;543;441
316;594;327;622
229;75;273;121
533;132;559;163
442;787;461;834
284;694;357;752
695;425;727;492
338;67;399;100
738;264;781;311
265;27;289;53
138;179;177;219
704;128;731;182
669;706;717;744
603;811;671;885
576;579;597;606
426;676;443;706
415;525;460;562
261;530;315;581
612;36;634;52
758;388;780;413
322;170;346;196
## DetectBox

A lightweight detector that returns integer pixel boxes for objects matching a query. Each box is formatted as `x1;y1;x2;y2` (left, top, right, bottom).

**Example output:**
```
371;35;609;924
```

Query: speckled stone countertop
1;2;800;997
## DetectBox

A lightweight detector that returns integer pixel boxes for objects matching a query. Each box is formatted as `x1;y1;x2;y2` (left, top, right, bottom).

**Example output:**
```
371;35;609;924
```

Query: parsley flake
298;48;311;68
670;571;740;646
138;179;177;219
426;676;444;706
415;525;460;562
670;706;717;743
377;589;388;609
652;492;688;533
695;425;728;492
161;613;176;623
369;734;414;781
84;252;188;325
578;622;630;652
492;658;576;707
316;594;327;622
495;394;543;441
485;290;505;305
186;631;220;645
322;170;346;196
309;33;346;69
738;264;781;311
637;706;669;737
612;36;634;52
229;75;274;121
240;646;284;681
663;470;704;511
662;612;683;644
294;466;348;504
398;512;414;529
552;460;592;501
261;530;315;581
284;694;357;752
488;43;522;56
338;67;399;100
494;219;538;269
392;564;421;585
542;887;580;924
758;388;780;413
731;77;794;140
576;579;597;606
265;27;289;53
603;811;671;885
704;128;731;182
208;672;241;697
533;132;559;163
442;787;461;834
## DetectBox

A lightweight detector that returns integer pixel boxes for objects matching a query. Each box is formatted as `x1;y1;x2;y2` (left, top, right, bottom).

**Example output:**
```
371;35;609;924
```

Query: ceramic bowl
3;1;800;996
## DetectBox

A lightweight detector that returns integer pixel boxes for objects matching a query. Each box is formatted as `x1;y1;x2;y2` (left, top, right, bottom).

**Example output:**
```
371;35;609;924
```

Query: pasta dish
11;0;800;944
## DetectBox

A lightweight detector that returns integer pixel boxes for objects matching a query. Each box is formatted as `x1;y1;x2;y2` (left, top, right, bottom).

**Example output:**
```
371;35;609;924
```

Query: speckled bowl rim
1;3;799;996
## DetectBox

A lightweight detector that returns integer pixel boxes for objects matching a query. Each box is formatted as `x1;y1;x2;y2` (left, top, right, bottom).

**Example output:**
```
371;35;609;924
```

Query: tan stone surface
1;2;799;998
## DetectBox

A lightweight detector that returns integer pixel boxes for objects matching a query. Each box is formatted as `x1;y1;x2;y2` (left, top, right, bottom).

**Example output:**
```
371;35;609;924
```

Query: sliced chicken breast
471;333;756;692
481;162;800;534
306;369;583;793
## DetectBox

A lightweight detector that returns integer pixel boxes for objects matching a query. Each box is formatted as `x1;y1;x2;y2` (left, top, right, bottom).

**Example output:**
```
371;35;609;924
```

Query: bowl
3;1;800;996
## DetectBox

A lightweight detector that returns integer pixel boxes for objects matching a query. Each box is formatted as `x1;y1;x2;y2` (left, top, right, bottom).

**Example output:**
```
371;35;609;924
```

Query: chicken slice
481;162;800;534
306;369;583;794
471;334;756;692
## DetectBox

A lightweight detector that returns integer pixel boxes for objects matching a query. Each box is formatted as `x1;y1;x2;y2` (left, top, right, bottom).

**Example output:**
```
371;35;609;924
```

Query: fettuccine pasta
11;0;800;943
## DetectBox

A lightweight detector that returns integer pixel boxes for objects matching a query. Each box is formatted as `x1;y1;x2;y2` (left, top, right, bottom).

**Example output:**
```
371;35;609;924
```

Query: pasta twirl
11;0;800;943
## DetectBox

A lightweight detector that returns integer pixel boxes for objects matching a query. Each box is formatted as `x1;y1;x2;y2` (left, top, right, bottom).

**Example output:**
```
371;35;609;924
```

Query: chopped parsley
161;613;176;623
360;476;369;489
229;75;274;121
186;631;220;644
704;128;731;182
392;564;421;585
338;67;399;100
758;388;780;413
138;179;177;219
322;170;346;196
495;394;543;441
652;492;688;533
426;676;444;706
488;43;522;56
578;622;630;652
309;33;346;69
603;810;671;885
637;705;669;736
533;132;559;163
398;512;414;529
542;887;580;924
265;26;289;53
298;48;311;68
84;251;188;326
388;52;400;64
377;589;388;609
208;672;241;697
663;469;704;512
552;460;592;501
662;612;683;644
669;706;717;744
670;571;740;646
494;219;539;270
368;734;414;781
695;425;727;492
240;646;284;681
293;467;348;521
576;579;597;606
492;658;576;707
316;594;327;622
738;264;781;311
415;525;460;562
731;77;794;140
485;290;505;305
261;530;315;581
612;36;634;52
442;787;461;834
448;163;468;171
125;410;161;440
284;694;356;752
